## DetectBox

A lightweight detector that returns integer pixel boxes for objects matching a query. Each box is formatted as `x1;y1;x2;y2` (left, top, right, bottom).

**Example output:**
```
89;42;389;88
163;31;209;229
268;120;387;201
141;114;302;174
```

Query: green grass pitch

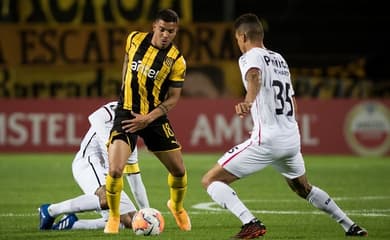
0;152;389;239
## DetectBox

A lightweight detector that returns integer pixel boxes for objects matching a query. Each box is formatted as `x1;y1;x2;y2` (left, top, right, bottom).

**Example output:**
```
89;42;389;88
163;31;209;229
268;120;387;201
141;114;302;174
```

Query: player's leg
69;213;133;231
125;170;150;209
124;147;150;209
50;154;105;215
67;211;131;230
49;154;109;231
70;218;106;230
202;164;251;221
202;140;267;239
59;212;134;230
97;185;137;229
154;149;191;231
155;150;186;210
141;118;190;231
54;186;137;230
286;175;367;236
47;195;101;218
38;154;103;230
104;137;132;233
40;196;100;230
279;152;368;236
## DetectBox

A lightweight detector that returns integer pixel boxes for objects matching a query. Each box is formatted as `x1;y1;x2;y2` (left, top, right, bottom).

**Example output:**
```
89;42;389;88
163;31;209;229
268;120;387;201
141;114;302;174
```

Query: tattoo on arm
245;68;261;103
158;103;168;115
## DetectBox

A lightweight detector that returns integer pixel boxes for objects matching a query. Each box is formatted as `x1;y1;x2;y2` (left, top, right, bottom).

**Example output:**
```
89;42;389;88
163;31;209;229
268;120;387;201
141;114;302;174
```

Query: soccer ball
132;208;165;236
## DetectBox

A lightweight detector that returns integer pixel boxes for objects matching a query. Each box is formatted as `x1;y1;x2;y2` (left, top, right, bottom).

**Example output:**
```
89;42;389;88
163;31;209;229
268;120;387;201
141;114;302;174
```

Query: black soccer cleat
345;224;368;237
232;219;266;239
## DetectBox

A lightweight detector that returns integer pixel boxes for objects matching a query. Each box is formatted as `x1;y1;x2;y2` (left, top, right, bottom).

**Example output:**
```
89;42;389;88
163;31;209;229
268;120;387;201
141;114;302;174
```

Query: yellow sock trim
105;175;123;217
123;163;140;174
168;172;187;211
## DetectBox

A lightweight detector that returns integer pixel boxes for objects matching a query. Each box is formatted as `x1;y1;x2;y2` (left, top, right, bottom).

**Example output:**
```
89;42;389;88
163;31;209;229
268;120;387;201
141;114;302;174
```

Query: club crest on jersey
164;57;175;67
131;60;159;79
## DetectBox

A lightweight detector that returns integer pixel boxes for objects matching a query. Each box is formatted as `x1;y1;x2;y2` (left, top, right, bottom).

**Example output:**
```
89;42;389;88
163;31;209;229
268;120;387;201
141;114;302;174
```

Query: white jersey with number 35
239;47;300;148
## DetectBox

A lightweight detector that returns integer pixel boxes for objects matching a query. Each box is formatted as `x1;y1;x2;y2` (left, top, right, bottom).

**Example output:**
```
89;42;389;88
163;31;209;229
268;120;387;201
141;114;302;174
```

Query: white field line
1;196;389;218
2;209;389;218
191;195;390;217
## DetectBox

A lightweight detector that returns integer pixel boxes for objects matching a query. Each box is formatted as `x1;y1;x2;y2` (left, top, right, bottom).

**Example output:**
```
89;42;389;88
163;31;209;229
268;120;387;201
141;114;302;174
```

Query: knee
170;169;186;177
109;167;124;178
286;176;312;199
291;184;312;199
169;160;186;177
296;188;311;199
201;174;212;190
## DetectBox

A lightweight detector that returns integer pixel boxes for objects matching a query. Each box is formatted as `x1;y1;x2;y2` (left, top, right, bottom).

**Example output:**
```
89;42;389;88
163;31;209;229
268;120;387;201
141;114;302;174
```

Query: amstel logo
344;101;390;156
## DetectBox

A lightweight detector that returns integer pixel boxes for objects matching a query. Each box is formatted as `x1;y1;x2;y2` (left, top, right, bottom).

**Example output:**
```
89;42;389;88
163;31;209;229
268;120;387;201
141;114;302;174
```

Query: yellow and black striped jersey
120;31;186;115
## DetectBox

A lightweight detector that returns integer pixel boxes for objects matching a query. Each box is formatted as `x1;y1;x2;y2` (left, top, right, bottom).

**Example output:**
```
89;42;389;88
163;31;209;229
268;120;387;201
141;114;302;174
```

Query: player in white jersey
39;101;150;230
201;13;368;239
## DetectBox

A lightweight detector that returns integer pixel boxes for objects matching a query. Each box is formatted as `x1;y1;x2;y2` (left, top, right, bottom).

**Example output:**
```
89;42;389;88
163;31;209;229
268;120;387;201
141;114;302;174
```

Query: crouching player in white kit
39;101;149;230
201;13;368;239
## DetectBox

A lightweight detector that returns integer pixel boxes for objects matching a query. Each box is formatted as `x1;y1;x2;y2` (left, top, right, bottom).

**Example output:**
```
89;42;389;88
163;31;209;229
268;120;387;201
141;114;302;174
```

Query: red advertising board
0;99;106;152
0;99;389;156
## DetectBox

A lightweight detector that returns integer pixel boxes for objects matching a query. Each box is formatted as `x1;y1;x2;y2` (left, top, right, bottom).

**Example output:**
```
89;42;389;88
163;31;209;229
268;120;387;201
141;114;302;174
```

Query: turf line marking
2;196;389;218
191;196;390;217
2;209;390;218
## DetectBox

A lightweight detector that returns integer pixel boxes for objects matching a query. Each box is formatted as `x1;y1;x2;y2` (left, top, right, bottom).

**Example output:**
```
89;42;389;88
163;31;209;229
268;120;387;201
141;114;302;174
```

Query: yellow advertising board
0;0;370;98
0;22;244;98
2;0;193;24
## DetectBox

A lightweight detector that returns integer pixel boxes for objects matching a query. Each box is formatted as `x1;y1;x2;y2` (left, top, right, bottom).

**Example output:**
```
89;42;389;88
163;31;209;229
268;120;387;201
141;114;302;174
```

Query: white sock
307;186;354;231
72;218;106;229
207;181;255;224
48;194;101;217
126;174;150;209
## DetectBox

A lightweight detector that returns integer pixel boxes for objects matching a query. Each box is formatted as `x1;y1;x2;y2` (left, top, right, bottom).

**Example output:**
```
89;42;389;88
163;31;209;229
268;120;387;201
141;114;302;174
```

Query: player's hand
121;112;149;133
235;101;252;118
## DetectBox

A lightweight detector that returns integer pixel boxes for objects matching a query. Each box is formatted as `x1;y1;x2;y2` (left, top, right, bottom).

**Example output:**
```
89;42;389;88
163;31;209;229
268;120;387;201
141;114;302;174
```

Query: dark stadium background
193;0;389;97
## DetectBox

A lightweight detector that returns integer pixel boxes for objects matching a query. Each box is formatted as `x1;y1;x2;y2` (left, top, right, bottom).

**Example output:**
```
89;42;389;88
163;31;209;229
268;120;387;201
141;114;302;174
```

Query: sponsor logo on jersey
131;60;159;79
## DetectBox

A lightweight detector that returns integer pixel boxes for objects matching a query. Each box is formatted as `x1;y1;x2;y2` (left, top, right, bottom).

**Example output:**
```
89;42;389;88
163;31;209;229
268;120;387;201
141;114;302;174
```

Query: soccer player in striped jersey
202;13;368;239
104;9;191;234
39;101;149;230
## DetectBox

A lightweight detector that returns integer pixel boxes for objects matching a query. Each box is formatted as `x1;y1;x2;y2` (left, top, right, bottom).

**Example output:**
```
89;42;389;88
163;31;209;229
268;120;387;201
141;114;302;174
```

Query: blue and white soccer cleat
38;204;55;230
52;213;78;230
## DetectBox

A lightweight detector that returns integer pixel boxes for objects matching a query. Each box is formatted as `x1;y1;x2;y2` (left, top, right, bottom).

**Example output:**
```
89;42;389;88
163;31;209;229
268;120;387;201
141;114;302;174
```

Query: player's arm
147;86;181;120
145;55;185;122
121;32;138;88
292;96;298;120
124;86;182;133
121;53;129;87
236;67;261;118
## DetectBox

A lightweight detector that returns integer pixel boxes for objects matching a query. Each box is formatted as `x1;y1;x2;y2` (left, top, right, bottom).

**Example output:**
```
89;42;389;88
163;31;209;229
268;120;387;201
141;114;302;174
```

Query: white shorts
72;152;136;215
218;138;306;179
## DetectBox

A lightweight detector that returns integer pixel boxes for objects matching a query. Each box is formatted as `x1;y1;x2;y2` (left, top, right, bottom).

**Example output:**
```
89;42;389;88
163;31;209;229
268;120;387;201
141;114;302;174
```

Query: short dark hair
155;9;179;23
234;13;264;40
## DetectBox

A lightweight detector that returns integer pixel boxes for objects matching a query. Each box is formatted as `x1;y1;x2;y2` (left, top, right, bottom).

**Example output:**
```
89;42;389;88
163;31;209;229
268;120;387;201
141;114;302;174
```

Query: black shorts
110;107;181;152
